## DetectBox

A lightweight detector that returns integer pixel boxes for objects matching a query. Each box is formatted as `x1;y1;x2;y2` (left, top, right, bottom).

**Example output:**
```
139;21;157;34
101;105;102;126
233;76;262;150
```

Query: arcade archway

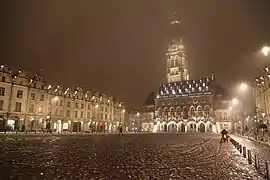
168;122;177;132
178;123;185;132
198;123;206;133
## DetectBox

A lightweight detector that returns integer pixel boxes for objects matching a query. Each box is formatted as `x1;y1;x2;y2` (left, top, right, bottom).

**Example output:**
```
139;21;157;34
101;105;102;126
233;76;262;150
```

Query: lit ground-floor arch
167;121;177;132
153;119;215;133
196;121;206;133
177;122;186;132
187;121;197;132
205;121;213;133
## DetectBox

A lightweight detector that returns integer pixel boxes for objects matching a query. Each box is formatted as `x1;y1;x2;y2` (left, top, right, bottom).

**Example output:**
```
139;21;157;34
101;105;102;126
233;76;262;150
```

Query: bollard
247;150;252;164
237;142;240;150
266;161;270;180
255;155;259;169
243;146;247;158
240;144;242;153
236;142;239;149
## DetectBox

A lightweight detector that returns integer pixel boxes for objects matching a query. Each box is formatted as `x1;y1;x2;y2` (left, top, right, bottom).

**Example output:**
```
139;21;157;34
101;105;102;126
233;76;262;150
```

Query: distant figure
221;129;228;135
118;126;123;136
220;129;229;143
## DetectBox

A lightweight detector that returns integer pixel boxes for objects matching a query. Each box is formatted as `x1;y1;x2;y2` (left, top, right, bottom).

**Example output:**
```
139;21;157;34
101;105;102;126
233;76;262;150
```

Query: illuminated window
0;87;5;96
17;90;23;98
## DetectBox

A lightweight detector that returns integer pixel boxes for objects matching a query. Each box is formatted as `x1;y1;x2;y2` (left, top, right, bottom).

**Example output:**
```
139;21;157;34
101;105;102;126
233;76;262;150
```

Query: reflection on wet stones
0;133;266;180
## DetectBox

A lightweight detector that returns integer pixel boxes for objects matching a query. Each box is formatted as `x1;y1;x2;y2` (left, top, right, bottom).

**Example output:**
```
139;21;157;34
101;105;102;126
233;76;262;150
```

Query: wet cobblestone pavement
231;135;270;163
0;133;265;180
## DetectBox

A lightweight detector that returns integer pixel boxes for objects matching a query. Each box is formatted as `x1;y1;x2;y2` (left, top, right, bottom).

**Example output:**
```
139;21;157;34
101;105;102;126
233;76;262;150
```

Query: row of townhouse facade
254;75;270;126
0;65;125;133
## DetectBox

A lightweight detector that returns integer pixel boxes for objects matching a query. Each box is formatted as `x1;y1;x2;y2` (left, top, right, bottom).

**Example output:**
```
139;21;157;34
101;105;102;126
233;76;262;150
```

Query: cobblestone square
0;133;266;180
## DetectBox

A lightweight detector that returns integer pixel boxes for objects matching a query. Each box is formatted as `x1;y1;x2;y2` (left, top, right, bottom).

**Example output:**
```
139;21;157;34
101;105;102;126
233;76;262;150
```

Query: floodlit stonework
148;14;232;133
0;65;125;133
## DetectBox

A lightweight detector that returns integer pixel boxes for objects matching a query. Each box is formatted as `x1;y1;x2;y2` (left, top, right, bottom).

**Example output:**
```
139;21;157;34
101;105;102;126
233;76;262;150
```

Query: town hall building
153;14;224;133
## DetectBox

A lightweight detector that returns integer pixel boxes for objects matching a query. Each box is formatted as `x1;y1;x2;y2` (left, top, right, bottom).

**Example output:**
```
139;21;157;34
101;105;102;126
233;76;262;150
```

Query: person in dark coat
220;129;229;143
221;129;228;135
118;126;123;136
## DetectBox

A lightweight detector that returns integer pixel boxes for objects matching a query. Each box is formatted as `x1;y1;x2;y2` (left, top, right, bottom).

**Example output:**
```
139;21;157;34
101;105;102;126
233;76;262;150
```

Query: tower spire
166;12;188;83
171;12;180;25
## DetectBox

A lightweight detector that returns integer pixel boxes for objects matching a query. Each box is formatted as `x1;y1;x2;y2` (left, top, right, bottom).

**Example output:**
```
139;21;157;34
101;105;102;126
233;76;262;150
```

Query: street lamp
232;98;239;105
239;83;248;92
262;46;269;57
262;112;265;123
53;96;59;101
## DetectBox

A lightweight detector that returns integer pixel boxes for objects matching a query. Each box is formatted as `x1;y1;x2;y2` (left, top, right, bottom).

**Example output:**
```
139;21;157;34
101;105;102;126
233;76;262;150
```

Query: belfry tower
166;13;188;83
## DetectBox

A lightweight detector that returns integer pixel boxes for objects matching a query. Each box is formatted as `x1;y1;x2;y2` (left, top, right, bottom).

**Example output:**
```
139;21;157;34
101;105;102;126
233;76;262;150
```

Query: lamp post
262;112;266;124
230;98;242;134
136;112;140;132
95;104;99;132
122;109;126;131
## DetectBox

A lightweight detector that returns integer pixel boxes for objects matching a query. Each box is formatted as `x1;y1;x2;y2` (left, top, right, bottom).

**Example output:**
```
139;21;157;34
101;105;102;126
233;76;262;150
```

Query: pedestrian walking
118;126;123;136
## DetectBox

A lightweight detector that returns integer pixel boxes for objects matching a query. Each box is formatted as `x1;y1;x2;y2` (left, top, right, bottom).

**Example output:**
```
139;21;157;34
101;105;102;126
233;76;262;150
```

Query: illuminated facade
167;14;188;83
214;99;235;133
254;75;270;125
0;65;125;133
154;77;217;133
141;92;155;132
141;104;154;132
153;14;220;133
128;111;142;133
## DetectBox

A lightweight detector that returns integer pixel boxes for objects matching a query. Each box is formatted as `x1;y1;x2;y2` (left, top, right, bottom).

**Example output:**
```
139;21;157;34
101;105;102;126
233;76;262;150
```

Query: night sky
1;0;270;110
